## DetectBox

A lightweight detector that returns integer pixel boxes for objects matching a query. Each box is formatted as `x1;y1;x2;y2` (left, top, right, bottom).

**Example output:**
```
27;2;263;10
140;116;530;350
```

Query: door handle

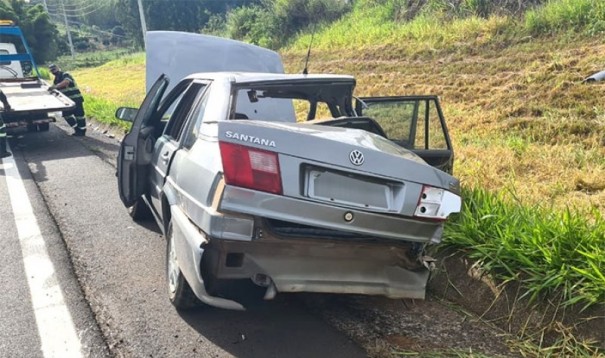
161;151;170;164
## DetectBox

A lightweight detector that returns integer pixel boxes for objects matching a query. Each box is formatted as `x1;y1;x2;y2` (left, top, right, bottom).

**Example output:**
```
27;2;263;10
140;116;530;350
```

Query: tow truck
0;20;74;132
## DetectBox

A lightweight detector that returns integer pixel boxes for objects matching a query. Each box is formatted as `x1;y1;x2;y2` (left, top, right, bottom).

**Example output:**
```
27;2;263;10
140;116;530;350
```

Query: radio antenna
302;24;316;75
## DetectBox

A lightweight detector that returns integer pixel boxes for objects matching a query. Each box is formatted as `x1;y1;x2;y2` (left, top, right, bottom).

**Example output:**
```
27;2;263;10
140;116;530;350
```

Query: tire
26;124;37;132
38;123;50;132
166;223;200;310
128;196;152;222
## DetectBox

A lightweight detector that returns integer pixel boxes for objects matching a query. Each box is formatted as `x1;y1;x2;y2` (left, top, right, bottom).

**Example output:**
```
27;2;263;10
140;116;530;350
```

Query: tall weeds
525;0;605;35
444;187;605;309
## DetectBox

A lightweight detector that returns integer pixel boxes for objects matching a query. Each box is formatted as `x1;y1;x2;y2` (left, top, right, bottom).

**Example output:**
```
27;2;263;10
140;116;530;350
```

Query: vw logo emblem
349;150;364;166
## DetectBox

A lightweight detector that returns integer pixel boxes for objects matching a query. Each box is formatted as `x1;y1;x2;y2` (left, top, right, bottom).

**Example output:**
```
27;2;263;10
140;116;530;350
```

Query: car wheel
38;123;50;132
166;223;200;310
128;196;152;222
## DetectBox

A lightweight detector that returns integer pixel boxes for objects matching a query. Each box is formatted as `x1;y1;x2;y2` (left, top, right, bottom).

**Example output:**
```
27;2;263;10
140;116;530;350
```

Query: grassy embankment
70;0;603;355
281;0;604;329
71;53;146;130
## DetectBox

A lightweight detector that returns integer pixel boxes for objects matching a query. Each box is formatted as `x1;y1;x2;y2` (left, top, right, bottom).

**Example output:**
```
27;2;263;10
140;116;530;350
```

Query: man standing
0;89;12;158
48;64;87;136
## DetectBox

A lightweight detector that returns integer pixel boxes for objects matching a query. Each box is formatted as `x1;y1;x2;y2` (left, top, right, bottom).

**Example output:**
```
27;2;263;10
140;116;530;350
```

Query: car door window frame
116;74;169;207
355;96;452;151
157;80;204;142
355;95;454;173
181;81;212;150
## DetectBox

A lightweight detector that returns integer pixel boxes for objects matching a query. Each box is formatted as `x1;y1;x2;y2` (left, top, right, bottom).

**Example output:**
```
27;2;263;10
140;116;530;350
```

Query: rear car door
149;81;208;214
355;96;454;174
117;74;169;207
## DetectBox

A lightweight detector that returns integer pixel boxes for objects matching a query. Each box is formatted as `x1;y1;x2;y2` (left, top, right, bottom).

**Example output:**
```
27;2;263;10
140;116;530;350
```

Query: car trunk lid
218;120;457;191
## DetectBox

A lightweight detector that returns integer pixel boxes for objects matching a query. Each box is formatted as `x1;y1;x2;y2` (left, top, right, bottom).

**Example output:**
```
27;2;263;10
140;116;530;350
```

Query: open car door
355;96;454;174
117;74;169;207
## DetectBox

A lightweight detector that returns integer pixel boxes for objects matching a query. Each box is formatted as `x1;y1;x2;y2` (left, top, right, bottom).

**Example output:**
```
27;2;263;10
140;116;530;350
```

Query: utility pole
58;0;75;58
137;0;147;49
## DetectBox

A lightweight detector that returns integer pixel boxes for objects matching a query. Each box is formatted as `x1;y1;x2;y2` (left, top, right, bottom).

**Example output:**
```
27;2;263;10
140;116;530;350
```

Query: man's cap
49;64;59;71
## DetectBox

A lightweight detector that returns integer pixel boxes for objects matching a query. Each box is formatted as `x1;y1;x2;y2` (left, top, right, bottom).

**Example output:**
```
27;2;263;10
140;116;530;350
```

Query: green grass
287;7;516;57
74;52;145;108
525;0;605;36
36;67;52;80
82;94;130;132
50;48;139;72
443;187;604;309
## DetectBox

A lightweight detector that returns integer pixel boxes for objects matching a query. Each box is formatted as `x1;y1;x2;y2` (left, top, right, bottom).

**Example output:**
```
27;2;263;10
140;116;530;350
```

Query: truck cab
0;42;24;78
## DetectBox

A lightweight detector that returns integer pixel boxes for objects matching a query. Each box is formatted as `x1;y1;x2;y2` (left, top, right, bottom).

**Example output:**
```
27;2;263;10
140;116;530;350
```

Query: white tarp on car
145;31;285;93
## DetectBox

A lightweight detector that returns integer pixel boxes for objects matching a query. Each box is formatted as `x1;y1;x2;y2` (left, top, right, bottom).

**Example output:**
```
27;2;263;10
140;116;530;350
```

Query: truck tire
166;223;200;310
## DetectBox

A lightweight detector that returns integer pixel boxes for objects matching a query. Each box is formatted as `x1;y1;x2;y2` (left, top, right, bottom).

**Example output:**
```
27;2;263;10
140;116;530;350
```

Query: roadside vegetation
68;0;604;356
447;188;603;308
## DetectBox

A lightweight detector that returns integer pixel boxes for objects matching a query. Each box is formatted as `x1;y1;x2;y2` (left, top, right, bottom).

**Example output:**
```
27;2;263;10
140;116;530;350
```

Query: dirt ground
299;293;518;357
298;249;604;357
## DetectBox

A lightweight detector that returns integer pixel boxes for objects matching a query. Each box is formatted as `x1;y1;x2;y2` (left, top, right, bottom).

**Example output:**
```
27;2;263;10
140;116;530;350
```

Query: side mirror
115;107;138;122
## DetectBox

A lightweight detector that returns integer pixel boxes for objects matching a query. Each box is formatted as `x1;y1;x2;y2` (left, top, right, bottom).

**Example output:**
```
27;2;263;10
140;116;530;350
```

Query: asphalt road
0;122;366;358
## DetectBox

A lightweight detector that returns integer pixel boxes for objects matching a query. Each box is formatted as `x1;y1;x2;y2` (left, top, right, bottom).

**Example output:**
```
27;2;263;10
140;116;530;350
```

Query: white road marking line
1;148;83;357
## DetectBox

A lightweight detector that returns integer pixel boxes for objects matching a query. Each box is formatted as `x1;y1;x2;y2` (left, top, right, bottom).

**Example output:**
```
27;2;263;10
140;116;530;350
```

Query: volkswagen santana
116;32;461;311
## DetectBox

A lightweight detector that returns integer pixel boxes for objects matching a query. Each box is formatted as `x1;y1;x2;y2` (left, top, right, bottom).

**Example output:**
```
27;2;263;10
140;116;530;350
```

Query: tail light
219;141;283;195
414;185;461;221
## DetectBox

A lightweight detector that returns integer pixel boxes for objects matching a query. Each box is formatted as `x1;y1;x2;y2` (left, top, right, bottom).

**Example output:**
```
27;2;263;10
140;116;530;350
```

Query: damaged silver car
116;33;461;311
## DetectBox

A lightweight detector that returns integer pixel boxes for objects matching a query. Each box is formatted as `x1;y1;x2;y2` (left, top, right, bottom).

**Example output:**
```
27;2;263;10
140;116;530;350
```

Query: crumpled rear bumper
206;227;430;300
176;184;437;309
219;185;444;244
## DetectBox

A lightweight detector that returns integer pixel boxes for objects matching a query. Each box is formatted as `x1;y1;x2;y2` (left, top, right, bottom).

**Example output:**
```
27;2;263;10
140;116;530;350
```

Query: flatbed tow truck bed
0;20;74;132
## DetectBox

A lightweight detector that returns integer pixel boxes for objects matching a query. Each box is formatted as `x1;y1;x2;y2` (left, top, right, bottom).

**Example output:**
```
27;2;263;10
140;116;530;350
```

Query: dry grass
72;29;605;214
75;53;146;107
282;36;605;213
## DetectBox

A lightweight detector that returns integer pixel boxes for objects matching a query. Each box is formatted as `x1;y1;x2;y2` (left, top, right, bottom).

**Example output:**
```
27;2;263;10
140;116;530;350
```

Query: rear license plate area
305;167;399;211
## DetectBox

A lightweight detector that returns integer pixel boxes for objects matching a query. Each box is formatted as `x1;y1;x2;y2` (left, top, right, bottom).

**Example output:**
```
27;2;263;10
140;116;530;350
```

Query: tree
0;1;61;63
115;0;144;48
114;0;263;48
79;0;121;30
111;25;126;45
0;1;16;19
146;0;207;33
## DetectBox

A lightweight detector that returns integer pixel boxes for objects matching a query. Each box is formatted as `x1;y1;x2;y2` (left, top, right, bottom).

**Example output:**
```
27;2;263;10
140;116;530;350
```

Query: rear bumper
219;185;443;243
178;185;440;308
207;230;429;299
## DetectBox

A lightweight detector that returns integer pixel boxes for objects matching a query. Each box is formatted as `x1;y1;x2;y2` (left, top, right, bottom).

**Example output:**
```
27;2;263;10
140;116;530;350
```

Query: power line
44;0;111;26
47;12;127;38
45;0;109;16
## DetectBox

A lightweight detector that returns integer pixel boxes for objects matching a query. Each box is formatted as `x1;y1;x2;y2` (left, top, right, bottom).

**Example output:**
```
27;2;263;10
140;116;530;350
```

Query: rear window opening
232;82;355;123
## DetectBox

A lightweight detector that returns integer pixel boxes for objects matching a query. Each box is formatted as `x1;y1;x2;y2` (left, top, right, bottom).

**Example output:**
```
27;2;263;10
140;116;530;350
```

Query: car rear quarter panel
167;135;256;242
